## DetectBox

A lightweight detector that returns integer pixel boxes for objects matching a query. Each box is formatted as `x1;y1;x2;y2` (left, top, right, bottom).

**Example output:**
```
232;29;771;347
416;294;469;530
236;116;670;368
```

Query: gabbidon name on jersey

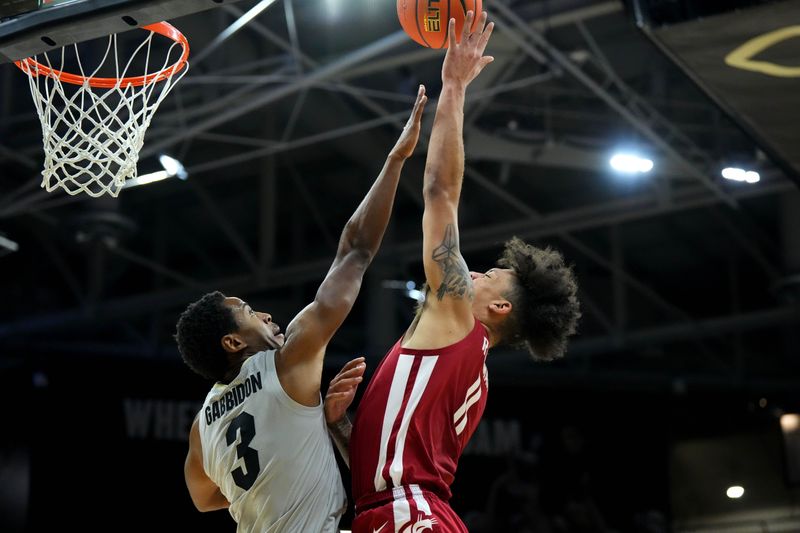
205;372;263;425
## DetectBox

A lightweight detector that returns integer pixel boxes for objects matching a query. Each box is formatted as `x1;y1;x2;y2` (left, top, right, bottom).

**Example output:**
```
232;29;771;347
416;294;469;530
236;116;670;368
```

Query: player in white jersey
176;86;428;533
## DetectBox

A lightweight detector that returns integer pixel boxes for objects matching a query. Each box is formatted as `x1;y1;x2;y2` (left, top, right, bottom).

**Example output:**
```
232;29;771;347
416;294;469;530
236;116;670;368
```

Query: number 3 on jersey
226;411;261;490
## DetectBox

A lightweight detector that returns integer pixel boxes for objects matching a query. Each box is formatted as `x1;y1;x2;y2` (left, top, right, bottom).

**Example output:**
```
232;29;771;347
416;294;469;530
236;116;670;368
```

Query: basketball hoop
15;22;190;198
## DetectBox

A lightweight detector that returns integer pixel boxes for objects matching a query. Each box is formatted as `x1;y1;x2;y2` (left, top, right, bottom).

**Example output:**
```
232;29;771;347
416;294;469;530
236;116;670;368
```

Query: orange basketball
397;0;483;49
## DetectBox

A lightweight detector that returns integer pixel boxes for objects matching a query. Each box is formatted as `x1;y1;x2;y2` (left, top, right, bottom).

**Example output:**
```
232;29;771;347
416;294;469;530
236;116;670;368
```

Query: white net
18;27;188;198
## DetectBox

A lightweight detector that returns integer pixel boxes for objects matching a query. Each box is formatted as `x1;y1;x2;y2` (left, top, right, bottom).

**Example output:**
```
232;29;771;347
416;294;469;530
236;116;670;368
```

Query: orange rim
14;22;189;88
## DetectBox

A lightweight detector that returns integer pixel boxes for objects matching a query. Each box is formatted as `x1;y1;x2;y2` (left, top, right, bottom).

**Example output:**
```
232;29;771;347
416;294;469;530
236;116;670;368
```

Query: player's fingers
411;98;427;126
475;56;494;75
410;85;427;122
332;365;363;383
336;376;364;388
478;21;494;53
341;356;365;368
346;356;366;367
331;366;365;385
462;11;474;42
331;385;357;396
475;11;488;38
337;356;365;375
329;376;363;392
448;18;457;48
325;391;351;401
341;361;367;375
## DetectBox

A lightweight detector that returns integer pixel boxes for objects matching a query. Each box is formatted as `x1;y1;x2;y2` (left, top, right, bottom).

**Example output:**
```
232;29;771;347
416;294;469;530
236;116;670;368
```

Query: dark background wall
3;351;795;533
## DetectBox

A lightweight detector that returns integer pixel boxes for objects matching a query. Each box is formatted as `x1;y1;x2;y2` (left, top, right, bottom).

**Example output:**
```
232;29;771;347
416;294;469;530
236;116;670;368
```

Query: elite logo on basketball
424;1;441;32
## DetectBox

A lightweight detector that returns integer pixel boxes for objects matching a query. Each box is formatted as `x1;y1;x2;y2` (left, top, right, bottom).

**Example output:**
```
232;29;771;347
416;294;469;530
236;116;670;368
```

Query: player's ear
221;333;246;354
489;299;512;316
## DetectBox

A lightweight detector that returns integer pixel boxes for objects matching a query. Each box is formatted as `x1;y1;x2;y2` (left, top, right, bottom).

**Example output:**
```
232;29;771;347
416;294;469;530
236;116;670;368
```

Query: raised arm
276;87;428;407
420;13;494;323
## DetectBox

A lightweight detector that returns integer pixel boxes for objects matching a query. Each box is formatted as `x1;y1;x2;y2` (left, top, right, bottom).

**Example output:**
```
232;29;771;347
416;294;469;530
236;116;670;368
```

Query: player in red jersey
342;11;582;533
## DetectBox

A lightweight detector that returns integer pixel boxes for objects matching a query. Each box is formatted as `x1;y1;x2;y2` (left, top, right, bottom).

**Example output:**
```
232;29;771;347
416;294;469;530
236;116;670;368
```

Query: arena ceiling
0;0;798;391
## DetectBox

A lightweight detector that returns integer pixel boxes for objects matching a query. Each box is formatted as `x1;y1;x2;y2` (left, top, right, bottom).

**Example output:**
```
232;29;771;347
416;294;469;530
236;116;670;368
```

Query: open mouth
270;332;285;347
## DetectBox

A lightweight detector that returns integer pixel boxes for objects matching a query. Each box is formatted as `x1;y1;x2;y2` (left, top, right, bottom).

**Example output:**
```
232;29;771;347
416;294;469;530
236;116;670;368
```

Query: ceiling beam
0;178;790;338
140;31;410;158
568;305;799;357
492;1;738;208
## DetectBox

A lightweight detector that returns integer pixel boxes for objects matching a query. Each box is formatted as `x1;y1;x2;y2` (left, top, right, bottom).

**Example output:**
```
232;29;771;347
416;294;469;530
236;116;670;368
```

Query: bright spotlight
125;155;189;189
610;153;653;174
744;171;760;183
722;167;759;184
781;414;800;432
406;289;425;302
159;154;188;180
726;486;745;499
382;280;425;302
325;0;341;18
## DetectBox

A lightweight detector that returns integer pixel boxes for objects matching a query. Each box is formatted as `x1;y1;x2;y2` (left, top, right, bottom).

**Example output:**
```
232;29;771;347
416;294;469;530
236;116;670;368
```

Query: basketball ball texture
397;0;483;49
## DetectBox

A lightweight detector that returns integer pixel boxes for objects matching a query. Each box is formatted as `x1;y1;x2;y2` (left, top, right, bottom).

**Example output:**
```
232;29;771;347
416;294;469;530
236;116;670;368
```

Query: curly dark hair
175;291;239;381
495;237;581;361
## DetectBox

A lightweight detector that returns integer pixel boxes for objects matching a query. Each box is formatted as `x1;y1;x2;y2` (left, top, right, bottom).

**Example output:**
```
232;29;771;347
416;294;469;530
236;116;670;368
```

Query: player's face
224;297;285;351
469;267;515;319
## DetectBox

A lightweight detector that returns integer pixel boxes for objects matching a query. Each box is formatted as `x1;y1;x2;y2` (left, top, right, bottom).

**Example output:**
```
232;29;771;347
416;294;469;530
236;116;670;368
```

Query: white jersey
199;350;347;533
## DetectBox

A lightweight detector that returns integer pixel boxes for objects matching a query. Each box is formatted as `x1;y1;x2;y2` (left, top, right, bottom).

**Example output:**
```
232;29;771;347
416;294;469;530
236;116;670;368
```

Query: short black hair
496;237;581;361
175;291;239;381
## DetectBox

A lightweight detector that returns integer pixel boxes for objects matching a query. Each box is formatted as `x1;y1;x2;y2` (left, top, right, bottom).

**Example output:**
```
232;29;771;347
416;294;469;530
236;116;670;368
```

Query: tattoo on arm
327;417;352;467
432;224;474;301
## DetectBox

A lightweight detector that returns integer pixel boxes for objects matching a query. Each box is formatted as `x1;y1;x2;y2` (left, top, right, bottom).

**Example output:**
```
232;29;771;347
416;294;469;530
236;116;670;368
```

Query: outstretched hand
324;356;367;425
442;11;495;88
389;84;428;160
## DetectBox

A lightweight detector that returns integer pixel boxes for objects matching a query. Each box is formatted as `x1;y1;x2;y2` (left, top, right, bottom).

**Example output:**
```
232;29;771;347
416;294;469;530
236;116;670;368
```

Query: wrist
327;414;351;430
441;79;468;92
387;151;408;162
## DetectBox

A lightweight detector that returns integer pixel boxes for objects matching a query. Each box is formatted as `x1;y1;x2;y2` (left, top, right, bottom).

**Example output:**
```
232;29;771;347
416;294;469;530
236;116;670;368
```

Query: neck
478;319;502;349
221;367;240;384
222;349;257;383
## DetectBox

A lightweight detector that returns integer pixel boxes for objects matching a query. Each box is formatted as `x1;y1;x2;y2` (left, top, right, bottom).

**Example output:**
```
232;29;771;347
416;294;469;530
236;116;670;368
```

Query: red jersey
350;319;490;508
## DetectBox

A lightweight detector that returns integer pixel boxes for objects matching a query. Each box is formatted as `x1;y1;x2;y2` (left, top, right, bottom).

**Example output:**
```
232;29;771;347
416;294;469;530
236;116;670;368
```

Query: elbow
193;501;213;513
192;494;227;513
423;180;456;204
186;479;228;512
349;247;373;266
190;494;210;512
339;226;376;262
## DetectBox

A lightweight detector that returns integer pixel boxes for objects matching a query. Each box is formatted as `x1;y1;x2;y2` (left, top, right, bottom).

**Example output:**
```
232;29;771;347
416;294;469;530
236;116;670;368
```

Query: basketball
397;0;483;49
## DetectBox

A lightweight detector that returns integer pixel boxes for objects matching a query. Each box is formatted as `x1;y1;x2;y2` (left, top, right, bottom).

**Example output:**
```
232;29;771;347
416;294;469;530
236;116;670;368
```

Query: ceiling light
722;167;760;184
406;289;424;302
726;486;745;499
325;0;341;18
381;280;425;302
781;414;800;432
0;234;18;256
610;153;653;173
126;155;188;189
158;154;188;180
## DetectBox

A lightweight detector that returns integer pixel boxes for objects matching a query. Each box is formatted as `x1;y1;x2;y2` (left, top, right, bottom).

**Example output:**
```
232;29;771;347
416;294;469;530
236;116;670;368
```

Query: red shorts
352;485;467;533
